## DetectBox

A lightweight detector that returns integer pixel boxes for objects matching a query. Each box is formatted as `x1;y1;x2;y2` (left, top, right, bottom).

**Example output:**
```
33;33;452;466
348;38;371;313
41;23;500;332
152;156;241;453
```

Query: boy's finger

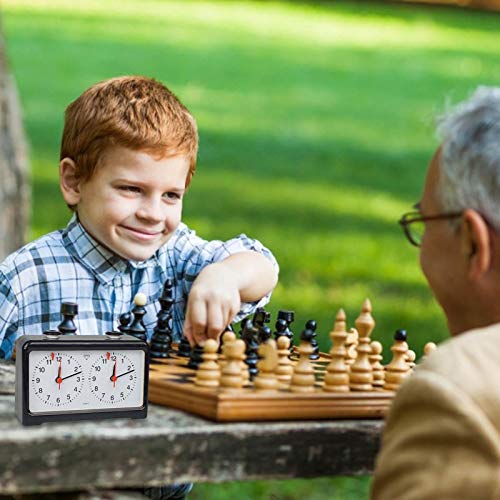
190;301;209;346
183;318;194;346
206;302;224;340
185;300;207;345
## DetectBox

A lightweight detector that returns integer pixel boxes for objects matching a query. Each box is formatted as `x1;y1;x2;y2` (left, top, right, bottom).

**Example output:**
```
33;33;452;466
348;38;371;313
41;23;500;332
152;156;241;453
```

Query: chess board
148;346;395;422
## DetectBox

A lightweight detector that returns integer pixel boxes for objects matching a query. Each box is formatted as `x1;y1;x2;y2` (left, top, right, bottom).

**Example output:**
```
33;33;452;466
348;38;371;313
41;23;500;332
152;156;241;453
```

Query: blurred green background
3;0;500;498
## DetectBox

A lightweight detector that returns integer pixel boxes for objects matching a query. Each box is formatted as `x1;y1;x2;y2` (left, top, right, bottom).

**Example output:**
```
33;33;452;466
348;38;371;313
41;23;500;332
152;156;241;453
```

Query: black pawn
118;312;132;334
241;319;259;380
128;300;147;342
177;337;192;357
306;319;320;360
395;329;407;342
57;302;78;335
300;322;315;344
188;344;204;369
150;312;172;359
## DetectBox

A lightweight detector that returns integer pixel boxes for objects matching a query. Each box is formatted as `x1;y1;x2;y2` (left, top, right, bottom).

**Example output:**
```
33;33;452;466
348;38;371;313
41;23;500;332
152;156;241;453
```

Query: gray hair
437;86;500;231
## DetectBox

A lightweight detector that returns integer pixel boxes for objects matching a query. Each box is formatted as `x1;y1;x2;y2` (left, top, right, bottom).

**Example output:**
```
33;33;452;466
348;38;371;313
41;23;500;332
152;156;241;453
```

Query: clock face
32;352;84;407
28;349;145;414
89;352;138;404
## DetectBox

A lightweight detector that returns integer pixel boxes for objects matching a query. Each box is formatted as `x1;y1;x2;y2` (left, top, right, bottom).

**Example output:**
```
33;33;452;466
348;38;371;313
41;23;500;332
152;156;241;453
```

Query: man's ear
461;209;491;280
59;158;82;206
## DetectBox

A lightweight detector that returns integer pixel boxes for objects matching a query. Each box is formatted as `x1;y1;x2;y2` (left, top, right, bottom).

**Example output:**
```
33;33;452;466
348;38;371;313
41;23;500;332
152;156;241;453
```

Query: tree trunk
0;18;30;261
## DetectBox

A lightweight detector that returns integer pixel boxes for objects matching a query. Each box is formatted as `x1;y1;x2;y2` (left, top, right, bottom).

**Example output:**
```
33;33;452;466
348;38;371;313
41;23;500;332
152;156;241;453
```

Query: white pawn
406;349;416;370
369;340;385;391
195;339;220;388
384;329;410;391
423;342;437;360
275;336;293;385
290;339;316;393
220;339;246;391
254;339;279;391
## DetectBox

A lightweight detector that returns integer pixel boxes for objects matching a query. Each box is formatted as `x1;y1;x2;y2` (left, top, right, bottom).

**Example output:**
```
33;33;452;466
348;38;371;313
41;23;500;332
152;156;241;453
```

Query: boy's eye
164;192;182;201
118;186;141;193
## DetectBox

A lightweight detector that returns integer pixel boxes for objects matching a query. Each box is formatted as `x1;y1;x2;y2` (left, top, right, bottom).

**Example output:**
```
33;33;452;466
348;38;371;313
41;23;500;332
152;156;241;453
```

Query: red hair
60;75;198;187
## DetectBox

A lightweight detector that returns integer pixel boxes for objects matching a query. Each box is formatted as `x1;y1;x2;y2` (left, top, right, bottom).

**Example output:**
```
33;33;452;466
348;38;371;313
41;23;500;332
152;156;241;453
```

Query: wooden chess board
148;346;395;422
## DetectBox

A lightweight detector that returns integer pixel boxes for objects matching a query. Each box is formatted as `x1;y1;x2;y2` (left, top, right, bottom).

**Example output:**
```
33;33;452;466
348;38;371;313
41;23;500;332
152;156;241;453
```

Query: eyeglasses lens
409;219;425;246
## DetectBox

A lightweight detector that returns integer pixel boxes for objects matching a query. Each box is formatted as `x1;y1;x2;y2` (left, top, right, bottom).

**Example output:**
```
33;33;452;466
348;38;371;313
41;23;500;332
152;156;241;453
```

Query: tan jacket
372;323;500;500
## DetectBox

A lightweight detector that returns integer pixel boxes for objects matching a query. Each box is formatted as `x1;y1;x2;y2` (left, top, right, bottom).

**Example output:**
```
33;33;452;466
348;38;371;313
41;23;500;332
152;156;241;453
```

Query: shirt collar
62;214;162;285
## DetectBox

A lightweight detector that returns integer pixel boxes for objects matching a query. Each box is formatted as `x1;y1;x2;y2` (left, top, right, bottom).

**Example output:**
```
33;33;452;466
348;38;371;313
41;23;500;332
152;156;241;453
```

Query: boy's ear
59;158;82;206
461;209;491;280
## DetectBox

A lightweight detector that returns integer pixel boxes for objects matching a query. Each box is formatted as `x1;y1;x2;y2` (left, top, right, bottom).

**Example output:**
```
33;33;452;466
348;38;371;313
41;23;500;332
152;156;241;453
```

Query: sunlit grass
3;0;500;498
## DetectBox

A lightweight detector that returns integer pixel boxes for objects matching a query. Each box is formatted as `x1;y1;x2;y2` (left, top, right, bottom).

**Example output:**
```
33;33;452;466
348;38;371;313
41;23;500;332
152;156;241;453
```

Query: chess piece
177;337;192;357
254;339;279;391
241;319;259;380
290;328;316;393
128;293;148;342
277;310;295;352
220;329;248;381
118;312;132;335
275;336;293;384
306;320;320;360
406;349;416;370
57;302;78;335
150;279;174;358
188;344;204;370
195;339;221;388
344;328;358;370
273;318;288;342
323;309;349;393
253;307;271;329
220;339;246;390
349;299;375;391
369;340;385;391
258;325;272;344
423;341;437;360
384;329;411;391
149;311;172;360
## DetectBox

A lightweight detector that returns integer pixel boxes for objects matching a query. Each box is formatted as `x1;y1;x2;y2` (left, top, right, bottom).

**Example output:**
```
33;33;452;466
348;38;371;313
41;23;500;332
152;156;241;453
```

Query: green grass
3;0;500;498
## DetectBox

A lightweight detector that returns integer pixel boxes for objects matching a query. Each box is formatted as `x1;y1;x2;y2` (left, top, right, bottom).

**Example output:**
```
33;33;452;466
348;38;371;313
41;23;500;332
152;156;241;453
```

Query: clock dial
31;352;84;407
89;352;138;404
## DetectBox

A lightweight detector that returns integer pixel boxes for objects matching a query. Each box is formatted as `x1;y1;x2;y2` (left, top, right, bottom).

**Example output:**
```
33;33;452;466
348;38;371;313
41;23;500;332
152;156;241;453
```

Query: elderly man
372;87;500;499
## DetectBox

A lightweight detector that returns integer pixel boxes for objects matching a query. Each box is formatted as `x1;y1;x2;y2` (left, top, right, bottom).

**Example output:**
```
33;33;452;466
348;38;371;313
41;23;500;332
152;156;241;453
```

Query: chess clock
15;304;149;426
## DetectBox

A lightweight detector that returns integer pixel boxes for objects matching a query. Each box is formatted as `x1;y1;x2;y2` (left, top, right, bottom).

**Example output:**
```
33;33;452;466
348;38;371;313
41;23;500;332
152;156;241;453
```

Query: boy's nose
136;198;165;222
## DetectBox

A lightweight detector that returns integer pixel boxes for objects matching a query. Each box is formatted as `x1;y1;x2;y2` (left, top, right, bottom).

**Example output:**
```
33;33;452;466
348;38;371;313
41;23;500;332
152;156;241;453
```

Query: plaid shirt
0;215;278;359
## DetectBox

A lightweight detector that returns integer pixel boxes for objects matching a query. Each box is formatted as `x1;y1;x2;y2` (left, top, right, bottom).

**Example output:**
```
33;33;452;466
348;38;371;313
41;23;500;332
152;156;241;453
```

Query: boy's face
60;146;190;261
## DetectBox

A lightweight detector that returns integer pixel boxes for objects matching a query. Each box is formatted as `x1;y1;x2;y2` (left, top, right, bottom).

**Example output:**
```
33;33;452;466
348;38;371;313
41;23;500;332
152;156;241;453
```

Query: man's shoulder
394;323;500;428
421;323;500;385
0;229;67;279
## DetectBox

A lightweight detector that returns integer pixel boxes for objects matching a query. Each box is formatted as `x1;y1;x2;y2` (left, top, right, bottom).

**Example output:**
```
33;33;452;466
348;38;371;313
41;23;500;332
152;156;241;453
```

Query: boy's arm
0;270;19;359
183;251;278;346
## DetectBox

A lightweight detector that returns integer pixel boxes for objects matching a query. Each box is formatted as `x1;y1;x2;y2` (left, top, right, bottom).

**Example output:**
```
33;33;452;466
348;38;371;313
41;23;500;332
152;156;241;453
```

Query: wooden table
0;360;383;497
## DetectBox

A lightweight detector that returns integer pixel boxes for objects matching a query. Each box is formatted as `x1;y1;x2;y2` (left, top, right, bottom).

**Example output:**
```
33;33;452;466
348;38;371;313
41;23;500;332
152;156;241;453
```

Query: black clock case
15;334;149;426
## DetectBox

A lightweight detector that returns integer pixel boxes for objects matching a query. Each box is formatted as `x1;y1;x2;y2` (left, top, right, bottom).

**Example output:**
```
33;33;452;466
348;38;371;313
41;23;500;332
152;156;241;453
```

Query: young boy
0;76;279;360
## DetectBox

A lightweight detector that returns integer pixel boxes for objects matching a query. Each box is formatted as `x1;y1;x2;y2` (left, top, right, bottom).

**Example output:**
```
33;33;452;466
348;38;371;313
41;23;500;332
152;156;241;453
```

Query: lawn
2;0;500;498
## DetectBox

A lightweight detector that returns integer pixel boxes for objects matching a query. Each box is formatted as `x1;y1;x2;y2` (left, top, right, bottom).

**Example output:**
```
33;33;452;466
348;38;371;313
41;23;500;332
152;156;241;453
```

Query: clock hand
110;360;117;387
60;371;82;382
115;369;135;380
56;360;62;389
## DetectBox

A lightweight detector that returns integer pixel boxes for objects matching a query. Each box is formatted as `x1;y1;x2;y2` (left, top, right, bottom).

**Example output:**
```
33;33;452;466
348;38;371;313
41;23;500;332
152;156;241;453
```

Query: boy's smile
60;146;190;261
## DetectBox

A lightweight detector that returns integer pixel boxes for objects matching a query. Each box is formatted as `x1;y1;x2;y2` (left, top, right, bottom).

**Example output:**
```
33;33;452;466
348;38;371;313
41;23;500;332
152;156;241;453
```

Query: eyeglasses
398;211;462;247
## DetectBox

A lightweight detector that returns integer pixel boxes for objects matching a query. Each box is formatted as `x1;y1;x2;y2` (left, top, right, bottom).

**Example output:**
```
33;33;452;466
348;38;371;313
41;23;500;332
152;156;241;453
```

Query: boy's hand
183;263;241;346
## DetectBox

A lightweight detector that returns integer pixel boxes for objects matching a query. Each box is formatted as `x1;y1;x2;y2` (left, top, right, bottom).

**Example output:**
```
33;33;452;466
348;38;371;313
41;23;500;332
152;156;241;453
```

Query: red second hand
112;360;117;388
